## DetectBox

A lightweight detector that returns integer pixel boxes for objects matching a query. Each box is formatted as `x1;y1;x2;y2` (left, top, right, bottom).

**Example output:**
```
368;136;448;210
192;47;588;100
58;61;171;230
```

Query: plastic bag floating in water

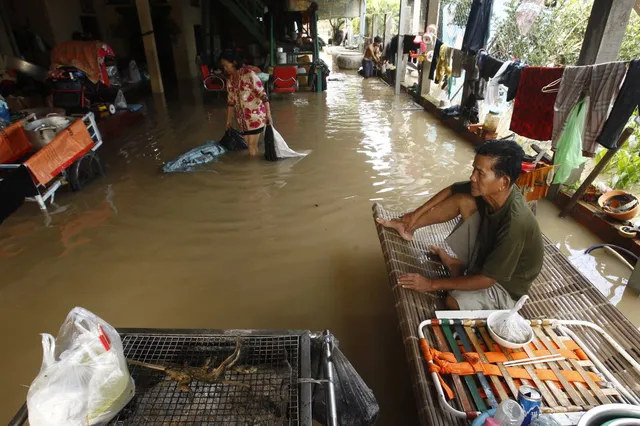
162;141;226;173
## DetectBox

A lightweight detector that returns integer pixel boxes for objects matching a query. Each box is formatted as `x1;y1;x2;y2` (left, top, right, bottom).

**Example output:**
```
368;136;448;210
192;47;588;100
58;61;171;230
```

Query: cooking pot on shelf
23;116;74;150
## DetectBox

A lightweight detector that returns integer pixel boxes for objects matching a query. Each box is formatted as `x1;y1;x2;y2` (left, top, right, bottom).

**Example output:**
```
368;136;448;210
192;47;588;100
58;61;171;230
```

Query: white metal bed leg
35;195;46;211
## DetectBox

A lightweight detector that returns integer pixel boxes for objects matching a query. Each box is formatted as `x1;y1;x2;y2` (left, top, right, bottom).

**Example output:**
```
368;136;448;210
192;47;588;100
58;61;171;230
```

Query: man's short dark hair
374;36;382;43
474;139;524;186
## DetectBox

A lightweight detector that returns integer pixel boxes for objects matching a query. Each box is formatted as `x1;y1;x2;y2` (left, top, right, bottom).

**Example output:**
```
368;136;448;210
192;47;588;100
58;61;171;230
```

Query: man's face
469;155;508;197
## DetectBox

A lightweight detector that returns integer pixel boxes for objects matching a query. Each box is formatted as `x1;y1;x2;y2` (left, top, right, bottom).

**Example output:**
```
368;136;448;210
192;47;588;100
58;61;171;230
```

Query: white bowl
487;311;534;349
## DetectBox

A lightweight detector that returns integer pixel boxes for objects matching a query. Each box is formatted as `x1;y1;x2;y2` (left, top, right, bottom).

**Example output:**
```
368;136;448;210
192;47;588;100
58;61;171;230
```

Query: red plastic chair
272;66;298;93
200;64;225;92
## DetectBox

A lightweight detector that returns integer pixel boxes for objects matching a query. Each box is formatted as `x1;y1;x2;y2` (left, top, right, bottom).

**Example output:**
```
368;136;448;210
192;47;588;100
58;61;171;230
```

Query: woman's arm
226;106;234;129
264;101;272;125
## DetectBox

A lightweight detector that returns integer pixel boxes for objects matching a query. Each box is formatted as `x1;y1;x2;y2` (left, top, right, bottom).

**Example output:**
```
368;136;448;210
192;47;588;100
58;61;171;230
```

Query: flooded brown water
0;70;636;424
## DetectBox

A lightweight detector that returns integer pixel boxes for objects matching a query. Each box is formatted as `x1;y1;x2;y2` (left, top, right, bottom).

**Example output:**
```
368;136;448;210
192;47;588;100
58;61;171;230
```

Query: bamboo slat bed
372;203;640;426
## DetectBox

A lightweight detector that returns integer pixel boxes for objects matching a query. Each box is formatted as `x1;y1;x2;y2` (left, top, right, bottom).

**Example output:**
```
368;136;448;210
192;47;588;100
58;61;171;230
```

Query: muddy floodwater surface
0;71;636;424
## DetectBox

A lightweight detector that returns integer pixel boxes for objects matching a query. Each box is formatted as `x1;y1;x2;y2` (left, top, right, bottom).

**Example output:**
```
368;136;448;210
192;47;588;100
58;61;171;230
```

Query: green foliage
489;0;640;65
489;0;592;65
595;121;640;190
441;0;473;28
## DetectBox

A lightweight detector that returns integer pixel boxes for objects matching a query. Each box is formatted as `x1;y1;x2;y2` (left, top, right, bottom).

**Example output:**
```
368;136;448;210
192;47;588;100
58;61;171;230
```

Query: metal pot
577;404;640;426
24;116;74;150
20;108;66;120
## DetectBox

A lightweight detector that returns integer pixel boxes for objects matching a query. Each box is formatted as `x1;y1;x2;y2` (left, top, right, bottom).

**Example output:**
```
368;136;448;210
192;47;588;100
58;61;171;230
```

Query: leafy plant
595;121;640;190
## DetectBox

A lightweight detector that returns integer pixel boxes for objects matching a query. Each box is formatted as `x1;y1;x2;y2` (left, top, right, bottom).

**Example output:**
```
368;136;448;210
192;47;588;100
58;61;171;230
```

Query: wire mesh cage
111;330;312;425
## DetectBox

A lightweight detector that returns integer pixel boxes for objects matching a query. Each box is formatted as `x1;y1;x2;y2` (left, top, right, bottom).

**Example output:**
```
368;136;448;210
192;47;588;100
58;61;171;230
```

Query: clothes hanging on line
451;49;464;77
510;66;565;141
597;59;640;150
499;61;526;102
428;39;442;81
552;61;627;156
479;54;504;81
485;60;512;106
435;44;453;84
462;0;495;53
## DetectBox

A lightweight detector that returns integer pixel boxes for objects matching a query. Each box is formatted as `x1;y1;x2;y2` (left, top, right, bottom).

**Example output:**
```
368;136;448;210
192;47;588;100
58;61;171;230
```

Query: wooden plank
540;326;598;406
513;346;560;409
433;325;473;412
441;323;488;411
545;326;610;405
523;341;572;408
532;327;588;407
478;326;520;399
465;326;510;402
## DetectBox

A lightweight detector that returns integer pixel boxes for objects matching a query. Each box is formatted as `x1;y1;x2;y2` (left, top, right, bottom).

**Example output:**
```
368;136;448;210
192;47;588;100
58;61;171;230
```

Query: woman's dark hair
374;36;382;43
219;49;241;69
474;139;524;186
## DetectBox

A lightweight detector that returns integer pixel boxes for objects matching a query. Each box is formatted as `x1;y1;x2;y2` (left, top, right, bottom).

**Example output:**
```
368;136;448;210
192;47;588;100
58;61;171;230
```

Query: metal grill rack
112;329;312;425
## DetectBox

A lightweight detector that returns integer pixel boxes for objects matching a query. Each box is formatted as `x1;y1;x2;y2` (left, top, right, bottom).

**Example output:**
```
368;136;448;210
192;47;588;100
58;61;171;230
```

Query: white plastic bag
27;307;135;426
128;60;141;83
272;126;309;158
114;90;127;109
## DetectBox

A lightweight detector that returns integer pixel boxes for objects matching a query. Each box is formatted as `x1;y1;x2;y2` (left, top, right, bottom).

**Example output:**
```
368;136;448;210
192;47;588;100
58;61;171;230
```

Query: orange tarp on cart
0;122;33;164
24;120;94;185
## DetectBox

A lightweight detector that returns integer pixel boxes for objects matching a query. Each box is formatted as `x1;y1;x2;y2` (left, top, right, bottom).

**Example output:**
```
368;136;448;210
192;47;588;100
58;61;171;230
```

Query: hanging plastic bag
553;99;587;184
128;60;141;83
264;125;309;162
114;90;127;109
27;307;135;426
219;128;248;151
516;0;544;36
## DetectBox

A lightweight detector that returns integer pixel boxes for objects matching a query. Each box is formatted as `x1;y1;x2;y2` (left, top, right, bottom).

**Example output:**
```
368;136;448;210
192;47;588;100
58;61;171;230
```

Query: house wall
44;0;83;44
169;0;200;78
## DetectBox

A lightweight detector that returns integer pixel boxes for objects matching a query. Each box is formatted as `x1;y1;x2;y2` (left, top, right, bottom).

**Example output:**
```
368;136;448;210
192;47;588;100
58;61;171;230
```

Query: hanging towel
552;61;627;156
428;39;442;81
435;44;453;84
597;59;640;149
462;0;495;53
510;66;565;141
485;61;512;106
553;99;587;184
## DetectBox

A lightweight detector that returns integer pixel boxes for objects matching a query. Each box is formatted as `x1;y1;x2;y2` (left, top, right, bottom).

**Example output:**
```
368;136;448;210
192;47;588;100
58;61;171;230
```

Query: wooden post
395;0;408;94
548;0;634;199
577;0;636;65
559;127;634;218
136;0;164;93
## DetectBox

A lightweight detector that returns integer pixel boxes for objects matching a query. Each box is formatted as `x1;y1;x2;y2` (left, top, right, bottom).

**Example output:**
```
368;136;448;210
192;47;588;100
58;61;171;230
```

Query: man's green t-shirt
452;181;544;299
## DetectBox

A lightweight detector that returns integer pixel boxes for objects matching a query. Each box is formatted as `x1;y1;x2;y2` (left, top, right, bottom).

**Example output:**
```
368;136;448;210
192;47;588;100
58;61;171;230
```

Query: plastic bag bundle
493;296;531;344
515;0;544;35
114;90;127;109
27;307;134;426
162;141;226;173
264;125;309;162
219;129;248;151
311;333;379;426
553;99;587;184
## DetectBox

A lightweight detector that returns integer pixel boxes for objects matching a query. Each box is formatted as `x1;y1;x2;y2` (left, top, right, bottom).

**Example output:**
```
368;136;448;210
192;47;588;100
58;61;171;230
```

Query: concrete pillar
383;13;392;47
411;0;422;34
371;14;378;38
136;0;164;93
395;0;408;94
360;0;366;38
577;0;635;65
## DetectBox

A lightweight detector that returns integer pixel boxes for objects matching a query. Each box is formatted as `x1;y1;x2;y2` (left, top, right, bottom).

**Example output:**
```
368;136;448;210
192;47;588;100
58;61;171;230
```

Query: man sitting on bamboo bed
376;139;543;310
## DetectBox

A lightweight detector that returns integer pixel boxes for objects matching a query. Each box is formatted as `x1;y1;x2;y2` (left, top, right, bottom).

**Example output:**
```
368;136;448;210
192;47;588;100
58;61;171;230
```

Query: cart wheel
68;151;104;192
108;103;116;115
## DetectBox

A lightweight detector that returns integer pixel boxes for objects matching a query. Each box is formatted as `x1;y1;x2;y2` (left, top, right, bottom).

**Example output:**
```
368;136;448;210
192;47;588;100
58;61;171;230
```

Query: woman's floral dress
227;67;269;133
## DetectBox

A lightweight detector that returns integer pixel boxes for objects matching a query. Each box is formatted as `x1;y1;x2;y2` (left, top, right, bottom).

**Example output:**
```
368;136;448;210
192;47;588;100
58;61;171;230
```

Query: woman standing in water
221;50;272;156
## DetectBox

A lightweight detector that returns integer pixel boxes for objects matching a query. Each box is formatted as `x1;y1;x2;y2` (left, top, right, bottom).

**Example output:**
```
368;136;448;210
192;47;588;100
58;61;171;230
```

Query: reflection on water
0;72;636;424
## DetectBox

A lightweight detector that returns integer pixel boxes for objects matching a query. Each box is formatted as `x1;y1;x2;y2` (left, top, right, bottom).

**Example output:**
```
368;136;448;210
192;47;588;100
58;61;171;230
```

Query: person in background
376;140;543;310
362;36;383;78
220;50;272;156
